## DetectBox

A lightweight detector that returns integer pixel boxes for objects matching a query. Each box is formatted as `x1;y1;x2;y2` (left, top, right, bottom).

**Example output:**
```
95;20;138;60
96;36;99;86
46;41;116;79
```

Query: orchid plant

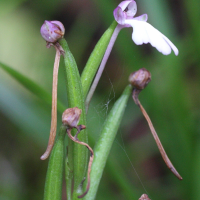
0;1;182;200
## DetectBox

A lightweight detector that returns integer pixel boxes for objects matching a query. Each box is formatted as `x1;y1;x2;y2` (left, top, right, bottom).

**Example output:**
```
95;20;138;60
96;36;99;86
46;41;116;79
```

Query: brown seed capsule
129;68;151;90
62;107;82;128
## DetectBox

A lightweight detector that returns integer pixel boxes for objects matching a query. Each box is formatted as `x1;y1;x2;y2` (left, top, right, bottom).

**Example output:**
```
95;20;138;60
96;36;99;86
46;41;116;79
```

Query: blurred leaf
67;10;99;65
44;126;66;200
0;62;66;113
0;0;27;17
86;85;132;200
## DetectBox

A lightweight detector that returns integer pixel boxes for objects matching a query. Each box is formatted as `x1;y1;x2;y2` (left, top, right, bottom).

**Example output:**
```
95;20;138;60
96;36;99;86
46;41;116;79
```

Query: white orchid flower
113;0;178;55
85;1;179;111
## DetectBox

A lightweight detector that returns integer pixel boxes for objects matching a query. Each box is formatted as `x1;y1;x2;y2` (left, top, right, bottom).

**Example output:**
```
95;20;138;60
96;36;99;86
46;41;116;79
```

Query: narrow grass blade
44;125;66;200
85;85;132;200
58;39;88;199
0;62;65;113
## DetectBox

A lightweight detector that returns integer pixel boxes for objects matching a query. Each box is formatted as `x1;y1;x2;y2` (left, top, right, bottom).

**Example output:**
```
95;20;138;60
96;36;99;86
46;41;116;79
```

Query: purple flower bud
139;194;151;200
62;107;82;128
129;68;151;90
40;20;65;43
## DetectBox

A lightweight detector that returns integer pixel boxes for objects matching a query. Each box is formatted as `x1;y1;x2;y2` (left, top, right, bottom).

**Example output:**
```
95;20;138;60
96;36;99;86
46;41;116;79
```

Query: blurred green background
0;0;199;199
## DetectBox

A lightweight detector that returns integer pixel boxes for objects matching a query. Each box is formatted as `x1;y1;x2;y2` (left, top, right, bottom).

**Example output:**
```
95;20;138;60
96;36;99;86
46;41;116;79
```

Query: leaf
85;85;132;200
44;125;66;200
59;39;88;199
0;62;66;113
81;21;117;98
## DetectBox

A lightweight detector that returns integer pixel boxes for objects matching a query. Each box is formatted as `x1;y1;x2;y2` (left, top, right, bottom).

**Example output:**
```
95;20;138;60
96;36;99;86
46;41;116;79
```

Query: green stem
85;85;132;200
44;125;66;200
58;39;88;199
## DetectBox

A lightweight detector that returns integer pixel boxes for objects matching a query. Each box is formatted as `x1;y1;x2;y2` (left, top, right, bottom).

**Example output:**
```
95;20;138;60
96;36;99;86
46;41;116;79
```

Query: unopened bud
139;194;151;200
40;20;65;43
62;107;82;128
129;68;151;90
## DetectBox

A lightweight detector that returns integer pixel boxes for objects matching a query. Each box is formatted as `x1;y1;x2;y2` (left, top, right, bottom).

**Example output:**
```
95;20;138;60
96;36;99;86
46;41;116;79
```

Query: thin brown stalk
132;89;182;180
40;45;61;160
66;127;94;198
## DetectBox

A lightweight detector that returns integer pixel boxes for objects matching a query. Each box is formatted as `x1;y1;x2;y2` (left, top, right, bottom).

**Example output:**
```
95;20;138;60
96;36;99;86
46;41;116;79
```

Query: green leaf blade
85;85;132;200
81;21;117;98
58;39;88;199
0;62;66;113
44;126;66;200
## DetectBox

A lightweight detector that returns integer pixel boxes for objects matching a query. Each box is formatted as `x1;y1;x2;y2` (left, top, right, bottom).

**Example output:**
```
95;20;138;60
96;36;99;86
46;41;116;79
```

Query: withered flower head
129;68;151;90
62;107;82;128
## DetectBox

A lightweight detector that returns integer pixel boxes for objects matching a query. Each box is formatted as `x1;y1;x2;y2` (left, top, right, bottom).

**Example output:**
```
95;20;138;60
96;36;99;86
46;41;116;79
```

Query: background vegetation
0;0;199;199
